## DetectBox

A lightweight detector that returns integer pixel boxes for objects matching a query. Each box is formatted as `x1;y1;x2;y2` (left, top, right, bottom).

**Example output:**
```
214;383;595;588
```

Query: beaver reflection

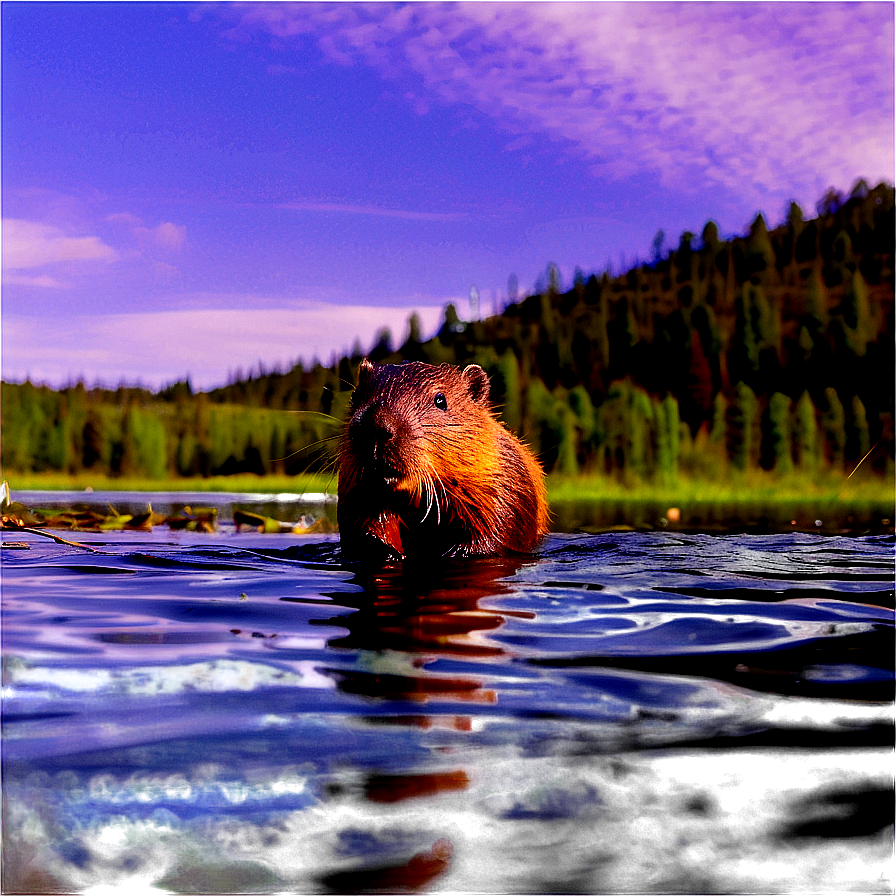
320;555;529;711
266;557;539;894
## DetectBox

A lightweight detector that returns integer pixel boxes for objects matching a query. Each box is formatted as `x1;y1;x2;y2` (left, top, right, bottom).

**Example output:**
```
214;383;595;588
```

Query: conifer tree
766;392;793;473
555;403;579;476
710;392;727;448
507;273;519;305
793;391;820;470
840;271;873;357
821;387;846;469
786;201;805;274
655;394;680;483
369;327;394;362
746;213;777;280
523;377;559;469
805;267;829;330
850;395;871;461
727;381;759;471
81;411;106;470
495;350;522;433
568;385;596;467
437;304;463;347
651;229;666;265
731;286;760;386
628;386;654;479
701;220;720;253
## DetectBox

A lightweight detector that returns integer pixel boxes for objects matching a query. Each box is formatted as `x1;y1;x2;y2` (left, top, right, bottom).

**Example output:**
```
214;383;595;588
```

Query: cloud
219;2;894;206
146;221;187;251
106;214;187;251
279;201;466;222
2;302;449;390
0;214;186;290
2;272;69;289
1;218;118;271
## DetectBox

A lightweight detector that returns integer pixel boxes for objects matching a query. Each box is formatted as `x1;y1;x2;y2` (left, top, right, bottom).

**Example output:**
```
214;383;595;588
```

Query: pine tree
701;220;720;253
523;377;559;470
628;386;654;478
710;392;727;447
821;387;846;469
568;385;596;467
495;350;522;433
726;381;759;471
805;267;829;330
766;392;793;473
731;286;760;385
683;327;714;434
786;201;805;263
840;271;873;357
369;327;394;362
850;395;871;461
655;393;680;483
793;391;820;470
555;403;579;476
746;213;777;279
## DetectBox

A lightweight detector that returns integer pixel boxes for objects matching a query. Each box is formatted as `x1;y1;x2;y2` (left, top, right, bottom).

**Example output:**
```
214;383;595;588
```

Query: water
2;493;893;894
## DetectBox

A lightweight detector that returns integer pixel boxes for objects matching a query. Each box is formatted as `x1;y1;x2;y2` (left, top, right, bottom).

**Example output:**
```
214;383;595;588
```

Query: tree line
3;180;893;484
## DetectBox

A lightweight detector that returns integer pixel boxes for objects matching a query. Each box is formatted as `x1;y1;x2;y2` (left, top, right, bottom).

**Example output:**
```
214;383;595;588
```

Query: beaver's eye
434;392;448;411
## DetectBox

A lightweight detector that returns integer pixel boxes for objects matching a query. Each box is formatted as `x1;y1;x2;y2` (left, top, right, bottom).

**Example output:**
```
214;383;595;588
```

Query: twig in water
846;441;880;480
6;527;104;553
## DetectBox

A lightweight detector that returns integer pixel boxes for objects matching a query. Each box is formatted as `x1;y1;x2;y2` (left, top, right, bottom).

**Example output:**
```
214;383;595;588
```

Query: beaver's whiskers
419;471;442;525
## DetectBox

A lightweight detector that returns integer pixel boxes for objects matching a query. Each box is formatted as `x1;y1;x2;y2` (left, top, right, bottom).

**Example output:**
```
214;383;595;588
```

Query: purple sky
2;2;893;390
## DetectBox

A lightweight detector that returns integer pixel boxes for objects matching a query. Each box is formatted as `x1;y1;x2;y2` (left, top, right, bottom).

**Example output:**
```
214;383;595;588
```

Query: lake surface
2;492;894;894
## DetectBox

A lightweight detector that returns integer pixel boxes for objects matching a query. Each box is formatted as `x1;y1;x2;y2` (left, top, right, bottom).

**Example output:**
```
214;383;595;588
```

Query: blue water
2;494;893;894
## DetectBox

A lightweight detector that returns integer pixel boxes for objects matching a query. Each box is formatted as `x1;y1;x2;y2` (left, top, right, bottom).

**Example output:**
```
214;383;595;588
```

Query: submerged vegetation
3;182;894;495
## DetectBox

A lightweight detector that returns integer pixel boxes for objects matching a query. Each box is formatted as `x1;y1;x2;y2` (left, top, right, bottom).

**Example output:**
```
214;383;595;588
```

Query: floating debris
166;506;218;533
234;509;291;533
234;508;335;535
0;481;334;537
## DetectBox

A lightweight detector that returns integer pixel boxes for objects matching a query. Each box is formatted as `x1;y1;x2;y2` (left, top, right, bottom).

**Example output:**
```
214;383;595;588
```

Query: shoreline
3;469;892;508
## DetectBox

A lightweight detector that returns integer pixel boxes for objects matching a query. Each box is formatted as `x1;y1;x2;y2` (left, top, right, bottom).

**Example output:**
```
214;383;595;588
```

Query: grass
4;468;892;536
546;468;894;508
3;467;893;510
547;469;894;533
1;471;337;495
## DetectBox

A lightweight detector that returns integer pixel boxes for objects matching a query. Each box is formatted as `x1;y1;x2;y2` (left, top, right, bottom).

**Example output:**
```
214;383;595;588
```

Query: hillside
3;180;893;485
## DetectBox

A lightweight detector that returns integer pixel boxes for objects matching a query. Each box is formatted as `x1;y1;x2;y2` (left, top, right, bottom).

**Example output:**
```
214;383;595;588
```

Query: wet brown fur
337;359;549;561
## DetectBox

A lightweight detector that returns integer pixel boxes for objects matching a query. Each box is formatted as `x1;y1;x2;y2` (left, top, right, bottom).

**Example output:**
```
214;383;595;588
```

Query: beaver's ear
462;365;490;405
356;358;375;387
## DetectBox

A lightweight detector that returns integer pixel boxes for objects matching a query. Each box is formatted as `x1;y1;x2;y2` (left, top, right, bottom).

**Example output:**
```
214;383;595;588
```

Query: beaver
337;359;548;562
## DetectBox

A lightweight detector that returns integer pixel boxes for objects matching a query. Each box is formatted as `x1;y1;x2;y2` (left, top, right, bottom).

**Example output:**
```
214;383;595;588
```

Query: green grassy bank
547;469;893;507
1;471;338;495
545;470;893;532
4;468;892;509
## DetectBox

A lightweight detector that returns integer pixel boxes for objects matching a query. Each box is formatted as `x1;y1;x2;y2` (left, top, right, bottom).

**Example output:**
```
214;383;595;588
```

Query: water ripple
1;526;892;893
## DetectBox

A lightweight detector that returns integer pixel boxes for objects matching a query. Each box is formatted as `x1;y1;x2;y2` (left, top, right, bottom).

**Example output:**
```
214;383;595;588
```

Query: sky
2;1;893;390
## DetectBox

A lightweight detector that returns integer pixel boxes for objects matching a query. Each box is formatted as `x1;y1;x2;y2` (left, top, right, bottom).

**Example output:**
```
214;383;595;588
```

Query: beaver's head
344;359;491;493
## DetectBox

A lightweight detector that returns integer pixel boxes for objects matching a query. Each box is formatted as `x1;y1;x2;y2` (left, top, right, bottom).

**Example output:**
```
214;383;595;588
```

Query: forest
2;180;893;487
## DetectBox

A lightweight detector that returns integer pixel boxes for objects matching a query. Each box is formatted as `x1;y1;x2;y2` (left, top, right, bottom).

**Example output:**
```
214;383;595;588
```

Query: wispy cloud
2;302;448;389
2;272;69;289
1;218;118;271
219;2;894;206
279;201;467;222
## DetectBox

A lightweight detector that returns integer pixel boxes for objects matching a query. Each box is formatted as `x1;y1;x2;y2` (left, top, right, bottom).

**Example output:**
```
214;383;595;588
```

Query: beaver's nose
353;404;398;461
371;417;395;459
